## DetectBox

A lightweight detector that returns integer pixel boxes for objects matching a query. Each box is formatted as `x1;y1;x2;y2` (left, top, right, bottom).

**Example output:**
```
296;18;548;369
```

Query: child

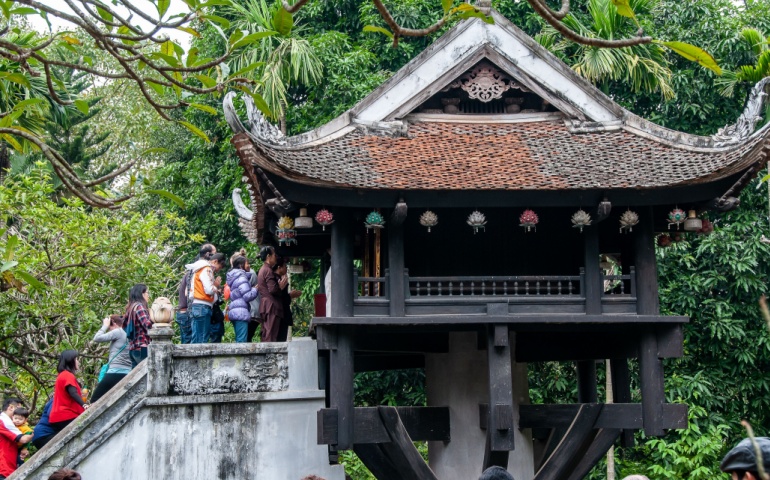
12;407;32;463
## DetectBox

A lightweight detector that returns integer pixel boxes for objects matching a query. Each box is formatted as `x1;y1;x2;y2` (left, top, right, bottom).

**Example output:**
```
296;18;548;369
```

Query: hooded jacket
185;259;218;306
226;268;258;322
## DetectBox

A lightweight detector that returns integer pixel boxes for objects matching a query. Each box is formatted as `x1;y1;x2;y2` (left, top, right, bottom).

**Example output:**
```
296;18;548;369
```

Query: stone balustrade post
147;322;174;397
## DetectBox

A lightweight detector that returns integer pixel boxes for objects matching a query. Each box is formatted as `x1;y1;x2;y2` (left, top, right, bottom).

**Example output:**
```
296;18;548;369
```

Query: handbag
98;342;127;382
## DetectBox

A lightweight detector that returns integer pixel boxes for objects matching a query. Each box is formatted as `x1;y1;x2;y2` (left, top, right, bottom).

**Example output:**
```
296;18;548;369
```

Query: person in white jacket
186;252;225;344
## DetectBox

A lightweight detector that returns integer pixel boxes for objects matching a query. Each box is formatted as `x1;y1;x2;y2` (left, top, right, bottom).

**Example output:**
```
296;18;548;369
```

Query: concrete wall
426;332;535;480
11;337;344;480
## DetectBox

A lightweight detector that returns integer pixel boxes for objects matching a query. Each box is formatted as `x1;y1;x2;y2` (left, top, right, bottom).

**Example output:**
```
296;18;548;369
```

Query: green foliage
0;166;192;411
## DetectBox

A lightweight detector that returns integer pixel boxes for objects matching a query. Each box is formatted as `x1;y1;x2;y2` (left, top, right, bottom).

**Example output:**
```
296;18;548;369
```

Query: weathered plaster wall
426;332;535;480
11;338;344;480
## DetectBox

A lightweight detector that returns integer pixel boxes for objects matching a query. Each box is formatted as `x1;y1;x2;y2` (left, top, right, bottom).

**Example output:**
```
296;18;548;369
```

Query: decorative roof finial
475;0;491;15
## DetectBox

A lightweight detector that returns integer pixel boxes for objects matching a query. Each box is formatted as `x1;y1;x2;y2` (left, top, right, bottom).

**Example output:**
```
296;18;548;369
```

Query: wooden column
388;221;405;317
634;207;665;436
577;361;598;403
483;325;515;471
330;210;355;450
579;225;600;405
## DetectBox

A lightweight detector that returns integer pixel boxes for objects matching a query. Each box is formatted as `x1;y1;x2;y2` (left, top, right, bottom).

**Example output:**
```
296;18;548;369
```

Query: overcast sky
27;0;192;47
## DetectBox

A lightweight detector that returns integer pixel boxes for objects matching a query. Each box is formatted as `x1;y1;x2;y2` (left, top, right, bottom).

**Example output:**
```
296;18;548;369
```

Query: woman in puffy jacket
226;255;259;343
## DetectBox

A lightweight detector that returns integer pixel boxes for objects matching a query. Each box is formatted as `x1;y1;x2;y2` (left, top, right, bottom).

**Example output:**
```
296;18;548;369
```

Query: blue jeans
176;310;192;344
210;319;224;343
233;320;250;343
130;347;147;368
190;304;212;344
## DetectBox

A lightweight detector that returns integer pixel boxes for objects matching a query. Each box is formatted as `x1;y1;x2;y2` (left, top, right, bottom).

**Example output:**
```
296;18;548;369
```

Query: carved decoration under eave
223;91;287;146
712;77;770;147
449;62;530;103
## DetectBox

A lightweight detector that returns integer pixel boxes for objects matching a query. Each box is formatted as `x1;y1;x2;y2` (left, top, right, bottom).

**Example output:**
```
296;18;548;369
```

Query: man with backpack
185;250;226;344
177;244;216;344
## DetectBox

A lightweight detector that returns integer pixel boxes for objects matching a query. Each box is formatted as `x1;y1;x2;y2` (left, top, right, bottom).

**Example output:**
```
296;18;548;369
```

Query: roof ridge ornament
223;92;287;146
449;62;528;103
712;77;770;147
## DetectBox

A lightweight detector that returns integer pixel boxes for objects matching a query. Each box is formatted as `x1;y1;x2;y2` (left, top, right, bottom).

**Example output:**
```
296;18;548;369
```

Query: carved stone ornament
712;77;770;147
172;352;288;395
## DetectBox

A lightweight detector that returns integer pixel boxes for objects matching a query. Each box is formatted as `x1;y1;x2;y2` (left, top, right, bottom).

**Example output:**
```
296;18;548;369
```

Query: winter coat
226;268;258;322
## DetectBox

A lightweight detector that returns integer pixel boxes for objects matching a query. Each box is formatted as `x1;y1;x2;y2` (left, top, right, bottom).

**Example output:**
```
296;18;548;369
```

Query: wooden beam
634;206;659;316
388;222;406;317
312;314;689;326
330;209;354;318
534;403;602;480
639;329;666;436
566;428;622;480
354;444;404;480
377;407;439;480
583;225;601;315
519;403;687;430
487;326;515;452
577;361;598;403
610;358;635;448
329;326;355;449
318;407;450;444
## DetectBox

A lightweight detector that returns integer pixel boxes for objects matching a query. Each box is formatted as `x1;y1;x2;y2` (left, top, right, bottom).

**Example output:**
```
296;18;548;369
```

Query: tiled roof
241;121;768;191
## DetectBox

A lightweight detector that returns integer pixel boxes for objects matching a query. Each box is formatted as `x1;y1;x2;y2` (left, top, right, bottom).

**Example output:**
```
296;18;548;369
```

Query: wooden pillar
331;209;354;318
579;225;600;405
583;225;601;315
634;207;665;436
388;221;405;317
577;361;598;403
483;325;515;471
610;358;634;447
330;210;355;450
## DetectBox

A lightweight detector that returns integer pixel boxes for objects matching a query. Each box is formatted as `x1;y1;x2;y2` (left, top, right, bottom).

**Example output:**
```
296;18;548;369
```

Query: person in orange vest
185;252;226;344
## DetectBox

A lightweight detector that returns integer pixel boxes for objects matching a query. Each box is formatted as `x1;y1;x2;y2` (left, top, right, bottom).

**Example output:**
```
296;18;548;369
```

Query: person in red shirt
49;350;87;434
0;422;31;479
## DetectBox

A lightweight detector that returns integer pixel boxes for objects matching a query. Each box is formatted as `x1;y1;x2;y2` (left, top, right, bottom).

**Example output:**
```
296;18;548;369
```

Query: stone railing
11;324;343;480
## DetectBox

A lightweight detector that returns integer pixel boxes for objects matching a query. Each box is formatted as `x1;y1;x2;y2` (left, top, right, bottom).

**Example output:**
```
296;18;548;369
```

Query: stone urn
505;97;524;113
150;296;174;325
441;97;461;114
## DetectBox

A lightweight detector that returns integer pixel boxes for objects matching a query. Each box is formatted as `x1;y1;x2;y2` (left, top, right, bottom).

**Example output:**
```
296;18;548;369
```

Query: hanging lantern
657;234;672;247
667;208;686;230
364;210;385;230
419;210;438;232
698;218;714;235
315;209;334;231
519;209;539;232
619;210;639;233
571;209;591;232
466;210;487;234
277;216;297;246
683;209;703;232
294;208;313;229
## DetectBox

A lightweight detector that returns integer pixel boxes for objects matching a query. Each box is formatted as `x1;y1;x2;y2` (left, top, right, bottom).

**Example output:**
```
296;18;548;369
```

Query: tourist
273;257;301;342
0;422;31;479
0;399;22;436
720;436;770;479
177;243;217;344
124;284;153;367
49;350;87;434
48;468;81;480
31;398;55;450
186;252;225;344
11;407;32;463
247;253;261;342
90;314;131;403
479;466;514;480
257;246;287;342
226;254;259;343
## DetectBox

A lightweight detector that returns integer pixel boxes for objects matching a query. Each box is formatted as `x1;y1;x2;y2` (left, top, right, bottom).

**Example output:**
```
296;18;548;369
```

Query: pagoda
224;6;770;480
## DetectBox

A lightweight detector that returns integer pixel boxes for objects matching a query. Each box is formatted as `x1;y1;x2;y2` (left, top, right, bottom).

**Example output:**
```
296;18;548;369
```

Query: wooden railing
602;266;636;297
408;274;583;297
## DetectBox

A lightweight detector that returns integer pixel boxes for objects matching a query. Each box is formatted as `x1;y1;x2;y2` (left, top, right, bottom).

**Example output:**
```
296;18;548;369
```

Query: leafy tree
0;166;195;411
536;0;675;99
